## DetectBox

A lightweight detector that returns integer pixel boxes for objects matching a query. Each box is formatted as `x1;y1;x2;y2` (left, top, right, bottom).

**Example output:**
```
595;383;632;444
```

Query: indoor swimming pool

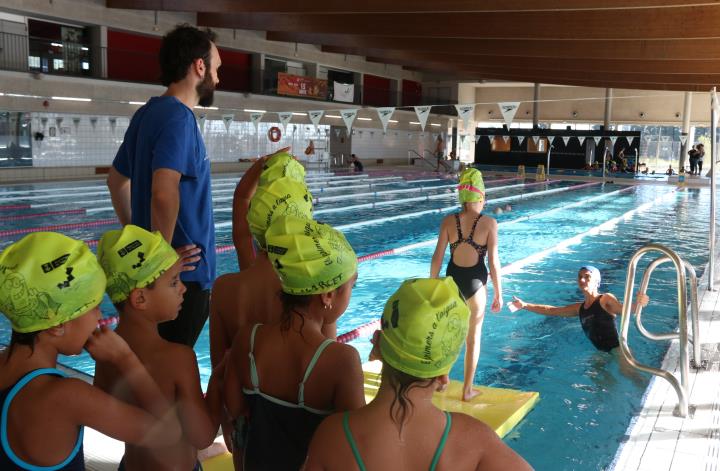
0;171;710;470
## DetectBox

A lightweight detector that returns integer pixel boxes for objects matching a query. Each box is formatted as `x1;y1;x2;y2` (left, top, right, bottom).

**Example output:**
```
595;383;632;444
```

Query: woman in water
510;266;648;354
304;277;531;471
430;168;502;401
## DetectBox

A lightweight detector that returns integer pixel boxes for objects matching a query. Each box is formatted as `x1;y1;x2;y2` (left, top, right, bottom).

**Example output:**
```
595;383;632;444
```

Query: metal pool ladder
620;243;705;418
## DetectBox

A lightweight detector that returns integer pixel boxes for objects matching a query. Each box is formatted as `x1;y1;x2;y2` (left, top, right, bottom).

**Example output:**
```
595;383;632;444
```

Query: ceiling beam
107;0;720;13
268;32;720;61
324;46;720;74
199;6;720;40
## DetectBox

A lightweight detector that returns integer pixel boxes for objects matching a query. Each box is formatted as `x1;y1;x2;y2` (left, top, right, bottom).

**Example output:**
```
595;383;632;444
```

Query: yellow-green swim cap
259;152;306;186
247;177;314;249
0;232;106;333
265;215;357;295
379;277;469;378
97;225;179;303
457;168;485;203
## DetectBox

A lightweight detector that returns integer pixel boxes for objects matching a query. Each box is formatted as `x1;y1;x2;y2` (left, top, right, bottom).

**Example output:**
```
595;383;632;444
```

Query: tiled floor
611;257;720;471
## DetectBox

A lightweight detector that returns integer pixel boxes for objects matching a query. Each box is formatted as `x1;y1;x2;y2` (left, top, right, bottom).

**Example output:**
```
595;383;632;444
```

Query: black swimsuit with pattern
578;295;620;352
445;213;489;300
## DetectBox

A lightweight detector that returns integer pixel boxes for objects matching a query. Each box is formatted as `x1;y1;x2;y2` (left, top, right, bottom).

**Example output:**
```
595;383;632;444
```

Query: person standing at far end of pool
107;24;221;347
430;168;502;402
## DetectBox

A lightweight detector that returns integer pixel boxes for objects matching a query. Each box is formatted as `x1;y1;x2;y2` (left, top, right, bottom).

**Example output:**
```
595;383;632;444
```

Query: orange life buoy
268;126;282;142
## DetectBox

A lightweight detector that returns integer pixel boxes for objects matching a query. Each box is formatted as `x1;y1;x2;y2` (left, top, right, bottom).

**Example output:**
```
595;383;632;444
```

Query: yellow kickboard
363;360;539;439
202;361;540;471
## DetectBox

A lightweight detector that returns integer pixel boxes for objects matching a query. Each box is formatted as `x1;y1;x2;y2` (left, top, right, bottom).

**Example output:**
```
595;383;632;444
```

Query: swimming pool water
0;174;710;470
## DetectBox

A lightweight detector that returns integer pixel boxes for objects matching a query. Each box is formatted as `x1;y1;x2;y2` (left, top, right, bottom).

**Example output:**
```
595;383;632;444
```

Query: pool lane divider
0;218;118;238
0;203;31;211
0;208;86;222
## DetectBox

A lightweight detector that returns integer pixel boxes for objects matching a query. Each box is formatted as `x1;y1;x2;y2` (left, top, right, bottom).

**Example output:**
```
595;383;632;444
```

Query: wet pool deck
611;249;720;471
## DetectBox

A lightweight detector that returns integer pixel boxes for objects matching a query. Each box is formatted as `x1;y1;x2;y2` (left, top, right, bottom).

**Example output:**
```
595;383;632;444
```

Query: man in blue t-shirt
107;25;221;347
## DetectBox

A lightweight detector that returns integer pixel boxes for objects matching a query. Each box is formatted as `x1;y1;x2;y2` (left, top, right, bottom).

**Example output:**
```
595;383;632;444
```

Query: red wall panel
107;30;161;84
362;74;392;107
402;79;423;107
216;47;251;92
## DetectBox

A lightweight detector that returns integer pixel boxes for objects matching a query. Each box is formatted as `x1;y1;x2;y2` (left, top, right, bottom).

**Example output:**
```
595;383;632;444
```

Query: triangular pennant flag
340;109;358;133
376;107;395;133
198;114;207;134
581;136;588;145
108;117;117;134
562;136;571;146
460;135;467;144
643;134;652;142
278;112;293;133
609;136;618;146
627;136;635;145
680;135;688;145
222;114;234;133
518;135;526;145
307;110;324;133
334;128;342;138
474;135;481;143
454;104;475;130
532;135;540;145
89;117;98;130
593;136;602;145
502;135;510;143
414;105;432;131
55;117;64;128
498;102;521;129
72;117;81;131
661;135;670;142
250;112;264;134
487;134;494;143
40;117;48;129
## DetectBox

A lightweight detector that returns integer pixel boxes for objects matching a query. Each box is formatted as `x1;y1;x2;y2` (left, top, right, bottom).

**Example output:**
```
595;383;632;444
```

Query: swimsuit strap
248;324;262;392
467;213;483;239
1;368;85;471
342;412;367;471
453;213;464;240
428;412;452;471
298;338;334;406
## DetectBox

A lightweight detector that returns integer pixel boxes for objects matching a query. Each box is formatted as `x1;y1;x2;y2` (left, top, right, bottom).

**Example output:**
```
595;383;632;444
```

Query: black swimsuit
578;295;620;352
445;213;489;300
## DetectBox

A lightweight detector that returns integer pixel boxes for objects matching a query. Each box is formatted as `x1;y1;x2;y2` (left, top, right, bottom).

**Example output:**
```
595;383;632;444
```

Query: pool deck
611;248;720;470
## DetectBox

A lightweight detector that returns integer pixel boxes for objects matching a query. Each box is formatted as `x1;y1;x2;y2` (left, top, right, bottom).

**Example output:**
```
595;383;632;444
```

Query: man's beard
196;71;216;107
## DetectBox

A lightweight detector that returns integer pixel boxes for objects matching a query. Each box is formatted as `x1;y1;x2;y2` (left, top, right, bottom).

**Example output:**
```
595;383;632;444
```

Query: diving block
363;360;539;438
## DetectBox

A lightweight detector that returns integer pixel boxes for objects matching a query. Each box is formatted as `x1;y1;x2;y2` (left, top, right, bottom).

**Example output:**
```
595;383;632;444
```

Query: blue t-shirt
113;96;215;289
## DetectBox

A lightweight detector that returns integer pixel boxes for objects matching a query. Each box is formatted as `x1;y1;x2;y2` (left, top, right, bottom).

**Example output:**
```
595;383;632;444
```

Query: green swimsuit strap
343;411;367;471
429;411;452;471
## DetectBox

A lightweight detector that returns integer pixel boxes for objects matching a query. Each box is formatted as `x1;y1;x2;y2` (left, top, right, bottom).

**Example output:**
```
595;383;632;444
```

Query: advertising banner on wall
277;72;328;100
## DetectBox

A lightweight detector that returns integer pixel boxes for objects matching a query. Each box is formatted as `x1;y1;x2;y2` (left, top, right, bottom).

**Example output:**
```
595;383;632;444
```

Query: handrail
619;243;701;417
408;149;436;170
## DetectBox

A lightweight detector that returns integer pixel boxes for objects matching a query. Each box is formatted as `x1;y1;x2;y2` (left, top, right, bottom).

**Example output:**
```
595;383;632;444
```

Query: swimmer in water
504;204;512;212
493;207;503;215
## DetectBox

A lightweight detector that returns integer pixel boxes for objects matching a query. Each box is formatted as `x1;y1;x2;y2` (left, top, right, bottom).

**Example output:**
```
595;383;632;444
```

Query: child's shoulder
153;340;199;372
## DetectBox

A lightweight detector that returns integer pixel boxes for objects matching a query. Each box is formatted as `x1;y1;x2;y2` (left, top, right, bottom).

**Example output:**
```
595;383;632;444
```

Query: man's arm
151;168;182;243
107;166;132;226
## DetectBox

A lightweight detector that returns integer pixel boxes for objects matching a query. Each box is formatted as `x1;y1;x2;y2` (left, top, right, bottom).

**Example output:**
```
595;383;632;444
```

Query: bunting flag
40;117;48;129
680;135;688;145
460;135;467;144
376;107;395;133
518;135;526;146
502;135;510;143
593;136;602;145
581;136;588;145
562;136;571;146
198;114;207;134
222;114;234;133
250;112;264;134
414;106;432;131
661;135;670;142
108;117;117;134
307;110;324;133
498;102;521;129
487;134;495;143
627;136;635;145
55;117;64;128
340;109;358;133
72;117;81;131
334;128;342;138
455;104;475;130
89;117;98;130
532;136;540;145
609;136;618;146
278;112;293;133
474;135;481;143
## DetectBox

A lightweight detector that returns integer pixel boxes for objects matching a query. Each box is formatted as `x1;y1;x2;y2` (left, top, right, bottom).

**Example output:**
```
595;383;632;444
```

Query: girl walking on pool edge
430;168;502;401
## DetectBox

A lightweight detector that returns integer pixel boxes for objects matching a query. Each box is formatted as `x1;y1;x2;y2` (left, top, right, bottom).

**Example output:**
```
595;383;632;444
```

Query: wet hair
279;291;313;333
382;362;436;434
4;330;39;362
159;24;217;86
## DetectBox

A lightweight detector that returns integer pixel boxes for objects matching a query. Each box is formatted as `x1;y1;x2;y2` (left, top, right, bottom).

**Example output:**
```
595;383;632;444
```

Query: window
28;56;41;68
53;58;64;69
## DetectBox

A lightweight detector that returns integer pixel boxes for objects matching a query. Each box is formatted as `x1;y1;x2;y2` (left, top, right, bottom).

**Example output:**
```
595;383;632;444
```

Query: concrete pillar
679;92;692;171
88;25;106;79
250;53;264;94
532;83;540;128
390;78;400;107
603;88;613;130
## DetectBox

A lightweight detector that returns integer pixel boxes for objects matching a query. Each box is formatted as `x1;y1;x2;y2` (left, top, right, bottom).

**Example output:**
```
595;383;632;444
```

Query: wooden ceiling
106;1;720;91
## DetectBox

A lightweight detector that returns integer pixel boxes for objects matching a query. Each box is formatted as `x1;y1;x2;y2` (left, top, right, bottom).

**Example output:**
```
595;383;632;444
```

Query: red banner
277;72;327;99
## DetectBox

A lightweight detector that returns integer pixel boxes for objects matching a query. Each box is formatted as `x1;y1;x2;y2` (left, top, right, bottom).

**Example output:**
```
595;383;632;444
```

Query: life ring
268;126;282;142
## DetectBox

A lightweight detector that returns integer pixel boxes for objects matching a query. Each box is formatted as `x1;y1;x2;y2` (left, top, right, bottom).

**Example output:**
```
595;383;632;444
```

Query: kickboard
363;360;539;438
202;360;539;471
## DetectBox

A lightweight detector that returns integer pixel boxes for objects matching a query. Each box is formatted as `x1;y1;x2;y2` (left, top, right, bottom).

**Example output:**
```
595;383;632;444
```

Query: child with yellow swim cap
305;277;531;471
0;232;182;470
430;167;503;401
94;225;225;471
224;215;365;471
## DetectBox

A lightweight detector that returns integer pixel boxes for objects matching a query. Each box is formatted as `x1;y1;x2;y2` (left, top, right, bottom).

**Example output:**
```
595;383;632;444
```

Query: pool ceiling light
51;96;91;102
